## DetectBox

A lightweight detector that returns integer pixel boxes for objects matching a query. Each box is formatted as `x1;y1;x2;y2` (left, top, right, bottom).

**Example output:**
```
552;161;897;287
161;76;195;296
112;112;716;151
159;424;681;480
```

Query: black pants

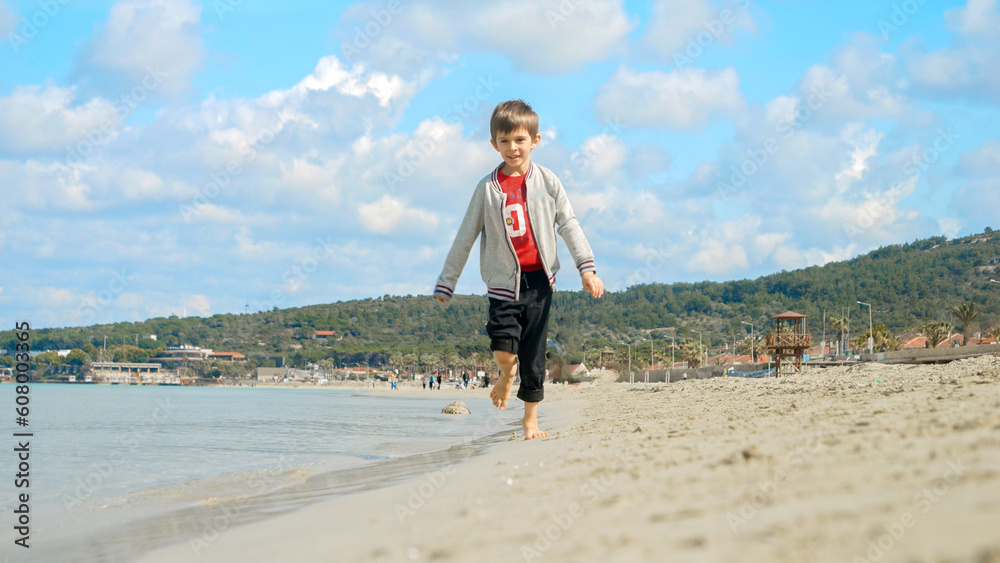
486;269;552;403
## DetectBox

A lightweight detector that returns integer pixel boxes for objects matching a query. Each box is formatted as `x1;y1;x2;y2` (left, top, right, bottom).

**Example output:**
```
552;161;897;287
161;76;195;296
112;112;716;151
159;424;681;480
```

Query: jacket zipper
492;170;521;300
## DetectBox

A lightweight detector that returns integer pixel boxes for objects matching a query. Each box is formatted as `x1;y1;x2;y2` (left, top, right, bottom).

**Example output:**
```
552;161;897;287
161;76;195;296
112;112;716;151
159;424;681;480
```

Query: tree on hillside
919;321;952;349
66;349;90;365
35;351;61;365
950;302;980;345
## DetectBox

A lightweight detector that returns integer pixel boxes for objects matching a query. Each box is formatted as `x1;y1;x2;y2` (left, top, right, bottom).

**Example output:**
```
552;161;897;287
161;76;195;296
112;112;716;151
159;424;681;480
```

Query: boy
433;100;604;440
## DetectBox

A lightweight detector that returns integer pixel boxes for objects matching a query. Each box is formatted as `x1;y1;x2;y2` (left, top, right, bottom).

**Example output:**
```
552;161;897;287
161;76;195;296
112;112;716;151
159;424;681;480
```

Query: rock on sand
441;401;470;415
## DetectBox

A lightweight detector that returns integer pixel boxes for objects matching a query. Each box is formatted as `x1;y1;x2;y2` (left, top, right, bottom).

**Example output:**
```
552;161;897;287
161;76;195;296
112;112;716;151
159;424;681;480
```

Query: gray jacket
434;162;596;302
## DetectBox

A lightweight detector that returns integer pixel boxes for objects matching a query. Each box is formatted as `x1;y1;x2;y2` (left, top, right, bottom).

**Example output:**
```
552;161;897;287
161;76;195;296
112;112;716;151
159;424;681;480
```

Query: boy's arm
434;184;485;302
551;176;597;278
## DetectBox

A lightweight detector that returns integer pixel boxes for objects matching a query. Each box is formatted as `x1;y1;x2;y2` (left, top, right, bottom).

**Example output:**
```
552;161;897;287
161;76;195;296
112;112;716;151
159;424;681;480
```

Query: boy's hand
581;272;604;299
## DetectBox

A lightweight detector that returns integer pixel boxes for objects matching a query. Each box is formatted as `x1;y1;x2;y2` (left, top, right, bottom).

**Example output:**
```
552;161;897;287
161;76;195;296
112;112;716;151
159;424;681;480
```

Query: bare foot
490;373;514;410
522;418;549;440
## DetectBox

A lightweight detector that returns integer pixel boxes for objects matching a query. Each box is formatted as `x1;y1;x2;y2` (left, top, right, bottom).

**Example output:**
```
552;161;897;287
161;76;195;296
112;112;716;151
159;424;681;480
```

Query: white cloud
0;85;120;154
233;227;282;261
950;140;1000;227
293;55;413;108
904;0;1000;102
183;294;211;316
0;1;16;36
336;0;633;76
594;66;744;130
956;138;1000;177
834;126;884;193
2;157;195;212
945;0;1000;38
641;0;756;62
577;134;628;177
685;216;797;275
795;40;916;126
77;0;204;97
36;287;75;307
470;1;633;74
358;195;439;234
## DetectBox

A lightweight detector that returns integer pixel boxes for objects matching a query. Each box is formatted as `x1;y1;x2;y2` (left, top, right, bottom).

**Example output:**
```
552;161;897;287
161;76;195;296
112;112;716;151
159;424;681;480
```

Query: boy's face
491;126;541;174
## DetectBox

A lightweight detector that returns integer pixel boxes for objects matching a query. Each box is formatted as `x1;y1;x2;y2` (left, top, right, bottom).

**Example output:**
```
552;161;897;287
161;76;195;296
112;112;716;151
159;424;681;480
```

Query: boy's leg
515;275;552;404
516;271;553;439
486;297;522;411
490;349;517;410
522;401;548;440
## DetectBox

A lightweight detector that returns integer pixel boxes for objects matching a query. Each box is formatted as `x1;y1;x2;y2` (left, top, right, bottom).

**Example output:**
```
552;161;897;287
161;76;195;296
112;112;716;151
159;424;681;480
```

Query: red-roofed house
314;330;336;339
903;334;966;348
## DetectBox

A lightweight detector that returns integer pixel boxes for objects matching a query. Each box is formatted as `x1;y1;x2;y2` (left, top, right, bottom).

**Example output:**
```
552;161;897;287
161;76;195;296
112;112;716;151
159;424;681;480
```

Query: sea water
0;384;512;562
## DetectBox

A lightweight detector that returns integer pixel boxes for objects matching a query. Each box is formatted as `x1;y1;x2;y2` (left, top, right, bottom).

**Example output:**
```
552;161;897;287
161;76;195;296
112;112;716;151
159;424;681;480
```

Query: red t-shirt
497;170;544;272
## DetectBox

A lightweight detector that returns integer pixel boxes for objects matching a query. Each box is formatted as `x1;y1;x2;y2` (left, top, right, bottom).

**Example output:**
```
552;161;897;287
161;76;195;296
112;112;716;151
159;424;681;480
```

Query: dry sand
142;357;1000;563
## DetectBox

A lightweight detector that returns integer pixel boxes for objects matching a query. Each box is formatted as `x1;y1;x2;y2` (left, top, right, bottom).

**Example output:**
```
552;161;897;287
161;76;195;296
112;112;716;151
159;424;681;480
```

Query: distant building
313;330;336;339
153;345;213;362
903;334;966;348
90;362;175;384
208;352;246;362
256;367;311;382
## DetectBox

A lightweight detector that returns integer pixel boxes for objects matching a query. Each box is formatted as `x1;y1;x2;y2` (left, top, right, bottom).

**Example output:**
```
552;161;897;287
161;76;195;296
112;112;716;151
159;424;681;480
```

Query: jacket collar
490;162;535;192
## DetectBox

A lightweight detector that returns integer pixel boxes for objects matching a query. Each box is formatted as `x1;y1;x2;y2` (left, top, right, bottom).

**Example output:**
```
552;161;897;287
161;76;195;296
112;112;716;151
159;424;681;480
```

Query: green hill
4;229;1000;372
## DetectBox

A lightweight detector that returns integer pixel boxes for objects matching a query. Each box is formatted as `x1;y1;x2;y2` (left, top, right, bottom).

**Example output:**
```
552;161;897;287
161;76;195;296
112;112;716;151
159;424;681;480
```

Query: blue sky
1;0;999;329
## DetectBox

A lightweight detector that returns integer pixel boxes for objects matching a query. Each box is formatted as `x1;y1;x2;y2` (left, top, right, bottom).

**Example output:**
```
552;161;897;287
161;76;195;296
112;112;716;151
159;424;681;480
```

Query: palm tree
950;301;980;346
827;315;848;354
851;333;869;353
851;324;902;353
738;334;767;362
986;325;1000;343
919;321;951;349
679;338;704;368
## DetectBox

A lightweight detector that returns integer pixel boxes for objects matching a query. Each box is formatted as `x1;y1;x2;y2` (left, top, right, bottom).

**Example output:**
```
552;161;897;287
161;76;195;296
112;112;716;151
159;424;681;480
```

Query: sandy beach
142;356;1000;563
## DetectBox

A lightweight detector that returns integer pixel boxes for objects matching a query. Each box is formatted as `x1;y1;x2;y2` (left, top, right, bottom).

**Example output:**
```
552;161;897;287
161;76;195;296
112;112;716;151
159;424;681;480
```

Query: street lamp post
692;329;704;367
741;321;754;363
627;343;631;383
857;301;873;354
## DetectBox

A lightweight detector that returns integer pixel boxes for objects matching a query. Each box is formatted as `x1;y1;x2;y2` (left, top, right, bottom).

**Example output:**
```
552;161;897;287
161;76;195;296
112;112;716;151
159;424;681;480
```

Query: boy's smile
491;126;541;176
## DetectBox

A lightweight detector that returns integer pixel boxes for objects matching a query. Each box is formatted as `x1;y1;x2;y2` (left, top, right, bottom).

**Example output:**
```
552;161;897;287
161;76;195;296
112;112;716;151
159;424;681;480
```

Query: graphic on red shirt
497;170;543;272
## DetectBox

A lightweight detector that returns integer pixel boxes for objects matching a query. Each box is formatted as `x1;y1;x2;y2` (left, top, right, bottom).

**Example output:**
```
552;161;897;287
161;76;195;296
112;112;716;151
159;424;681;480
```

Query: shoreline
19;386;525;563
140;357;1000;562
139;387;587;562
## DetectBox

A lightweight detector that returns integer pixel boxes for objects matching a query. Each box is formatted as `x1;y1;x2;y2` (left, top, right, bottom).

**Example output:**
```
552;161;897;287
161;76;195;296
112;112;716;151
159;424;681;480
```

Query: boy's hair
490;100;539;141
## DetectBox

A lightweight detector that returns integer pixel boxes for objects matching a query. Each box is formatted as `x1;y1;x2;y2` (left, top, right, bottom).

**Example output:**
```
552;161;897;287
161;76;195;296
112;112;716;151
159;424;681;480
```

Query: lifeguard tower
766;311;811;375
599;348;615;367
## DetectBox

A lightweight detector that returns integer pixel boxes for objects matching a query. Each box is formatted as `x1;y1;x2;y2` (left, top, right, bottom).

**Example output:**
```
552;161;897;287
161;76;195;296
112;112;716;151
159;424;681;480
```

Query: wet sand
142;357;1000;562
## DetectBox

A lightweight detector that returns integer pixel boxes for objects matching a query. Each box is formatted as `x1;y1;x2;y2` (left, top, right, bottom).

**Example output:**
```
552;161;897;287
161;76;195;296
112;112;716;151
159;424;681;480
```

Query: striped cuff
576;259;596;275
487;286;516;301
433;284;454;300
